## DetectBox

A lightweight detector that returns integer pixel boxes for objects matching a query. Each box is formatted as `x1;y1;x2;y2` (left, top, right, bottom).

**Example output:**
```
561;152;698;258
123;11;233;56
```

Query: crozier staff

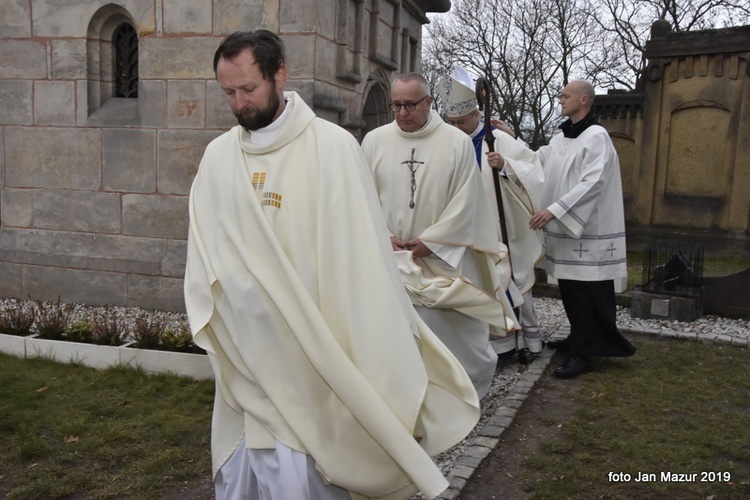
437;67;545;359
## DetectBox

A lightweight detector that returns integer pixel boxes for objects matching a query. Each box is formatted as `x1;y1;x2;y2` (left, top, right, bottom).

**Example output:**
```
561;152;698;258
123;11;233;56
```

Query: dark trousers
558;279;636;358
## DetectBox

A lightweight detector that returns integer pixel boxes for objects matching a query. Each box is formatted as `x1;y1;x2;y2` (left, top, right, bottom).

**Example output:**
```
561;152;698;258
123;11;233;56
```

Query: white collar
247;97;293;147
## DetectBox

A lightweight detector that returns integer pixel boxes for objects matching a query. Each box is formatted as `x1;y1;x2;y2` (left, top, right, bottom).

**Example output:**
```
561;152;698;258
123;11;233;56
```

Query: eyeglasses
389;95;429;112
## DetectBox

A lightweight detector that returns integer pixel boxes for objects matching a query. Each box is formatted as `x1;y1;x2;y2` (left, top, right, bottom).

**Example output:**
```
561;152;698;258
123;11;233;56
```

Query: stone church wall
0;0;447;311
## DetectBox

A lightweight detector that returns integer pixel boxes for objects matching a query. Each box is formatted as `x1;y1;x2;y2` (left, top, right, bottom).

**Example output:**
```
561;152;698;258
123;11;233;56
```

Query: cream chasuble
361;112;518;398
537;125;627;283
361;111;517;333
185;93;479;500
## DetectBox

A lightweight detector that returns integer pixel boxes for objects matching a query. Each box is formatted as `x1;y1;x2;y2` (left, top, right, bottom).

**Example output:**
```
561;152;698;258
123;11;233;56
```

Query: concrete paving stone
449;465;476;480
501;398;524;409
486;415;513;429
512;379;535;391
476;425;506;439
447;476;466;491
436;488;460;499
457;455;483;468
503;391;527;401
525;364;546;375
495;407;518;418
470;435;499;449
675;330;698;340
464;446;491;461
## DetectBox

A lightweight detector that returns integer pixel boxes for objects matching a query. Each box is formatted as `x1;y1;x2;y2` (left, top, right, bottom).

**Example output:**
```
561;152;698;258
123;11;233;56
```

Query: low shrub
0;300;35;336
162;324;203;354
132;315;165;350
35;299;73;340
91;308;123;346
66;319;94;344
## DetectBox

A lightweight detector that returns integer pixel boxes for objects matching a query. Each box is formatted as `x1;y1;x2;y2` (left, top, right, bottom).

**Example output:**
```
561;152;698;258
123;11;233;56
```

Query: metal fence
641;240;704;300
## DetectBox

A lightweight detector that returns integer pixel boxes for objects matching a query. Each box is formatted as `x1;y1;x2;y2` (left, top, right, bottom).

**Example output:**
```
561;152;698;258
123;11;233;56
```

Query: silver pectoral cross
401;148;424;209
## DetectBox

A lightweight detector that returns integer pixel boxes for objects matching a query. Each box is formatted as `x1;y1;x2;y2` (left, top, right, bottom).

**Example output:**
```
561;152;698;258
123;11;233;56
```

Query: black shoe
497;347;517;360
546;337;570;351
553;355;591;379
518;348;541;366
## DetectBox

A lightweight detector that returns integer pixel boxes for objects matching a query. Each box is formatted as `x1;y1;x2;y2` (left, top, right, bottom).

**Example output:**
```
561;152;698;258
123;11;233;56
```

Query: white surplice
537;125;627;285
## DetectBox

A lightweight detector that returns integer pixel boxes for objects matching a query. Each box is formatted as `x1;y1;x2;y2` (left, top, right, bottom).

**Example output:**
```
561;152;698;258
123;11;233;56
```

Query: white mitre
437;66;478;118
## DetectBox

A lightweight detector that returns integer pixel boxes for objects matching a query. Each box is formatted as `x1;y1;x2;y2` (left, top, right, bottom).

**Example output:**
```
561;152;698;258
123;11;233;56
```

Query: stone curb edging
619;325;750;347
437;344;557;499
437;323;749;498
0;333;214;380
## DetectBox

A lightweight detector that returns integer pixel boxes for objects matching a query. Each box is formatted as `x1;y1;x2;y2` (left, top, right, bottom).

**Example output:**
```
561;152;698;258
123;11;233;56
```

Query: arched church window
114;23;138;98
86;6;140;123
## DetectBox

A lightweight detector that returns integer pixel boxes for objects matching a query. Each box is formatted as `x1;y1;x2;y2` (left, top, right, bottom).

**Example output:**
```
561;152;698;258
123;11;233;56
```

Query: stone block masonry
0;0;441;311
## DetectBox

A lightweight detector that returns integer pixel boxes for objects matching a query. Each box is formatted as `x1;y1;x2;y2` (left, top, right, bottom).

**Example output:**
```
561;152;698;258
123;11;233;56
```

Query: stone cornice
645;25;750;59
593;92;645;119
414;0;451;14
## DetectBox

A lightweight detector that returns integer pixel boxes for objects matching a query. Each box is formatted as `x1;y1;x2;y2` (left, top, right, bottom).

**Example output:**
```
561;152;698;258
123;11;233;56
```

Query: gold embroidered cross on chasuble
251;171;282;209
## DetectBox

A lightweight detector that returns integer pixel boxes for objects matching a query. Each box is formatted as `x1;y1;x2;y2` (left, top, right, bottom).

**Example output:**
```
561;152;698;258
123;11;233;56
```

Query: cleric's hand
487;151;505;170
490;119;515;138
405;239;433;258
530;209;554;229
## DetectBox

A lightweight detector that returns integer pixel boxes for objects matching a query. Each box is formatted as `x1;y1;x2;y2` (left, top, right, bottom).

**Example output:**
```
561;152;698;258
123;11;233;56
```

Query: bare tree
425;0;603;148
424;0;750;145
593;0;750;89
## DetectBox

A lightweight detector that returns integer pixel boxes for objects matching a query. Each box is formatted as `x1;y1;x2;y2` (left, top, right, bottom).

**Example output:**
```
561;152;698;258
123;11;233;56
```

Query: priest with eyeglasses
361;73;519;400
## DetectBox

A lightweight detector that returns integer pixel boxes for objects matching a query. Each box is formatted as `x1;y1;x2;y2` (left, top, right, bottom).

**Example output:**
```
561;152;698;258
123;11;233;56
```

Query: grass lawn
525;335;750;499
2;289;749;498
0;354;214;499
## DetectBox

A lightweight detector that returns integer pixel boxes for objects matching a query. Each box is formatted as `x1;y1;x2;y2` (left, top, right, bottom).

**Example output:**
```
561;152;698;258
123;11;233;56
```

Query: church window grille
114;24;138;98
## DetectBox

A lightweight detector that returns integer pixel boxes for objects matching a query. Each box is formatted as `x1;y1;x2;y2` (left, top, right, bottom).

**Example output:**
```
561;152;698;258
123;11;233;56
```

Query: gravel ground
5;295;747;344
